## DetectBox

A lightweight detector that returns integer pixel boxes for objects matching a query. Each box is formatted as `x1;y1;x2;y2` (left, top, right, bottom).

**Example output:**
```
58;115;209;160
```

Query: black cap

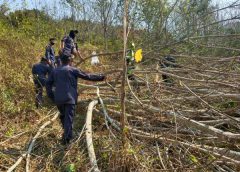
49;38;56;42
69;30;79;39
73;30;78;34
60;55;72;63
41;56;47;62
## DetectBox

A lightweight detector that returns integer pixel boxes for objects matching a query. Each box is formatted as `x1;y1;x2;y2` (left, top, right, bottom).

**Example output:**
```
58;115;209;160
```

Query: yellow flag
135;49;143;63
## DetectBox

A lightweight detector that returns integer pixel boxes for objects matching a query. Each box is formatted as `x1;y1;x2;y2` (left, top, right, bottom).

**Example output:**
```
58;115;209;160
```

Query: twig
7;112;59;172
25;112;59;172
156;142;166;170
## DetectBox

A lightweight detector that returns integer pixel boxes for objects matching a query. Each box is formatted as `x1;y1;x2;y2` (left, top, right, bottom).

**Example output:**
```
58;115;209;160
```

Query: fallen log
86;100;100;172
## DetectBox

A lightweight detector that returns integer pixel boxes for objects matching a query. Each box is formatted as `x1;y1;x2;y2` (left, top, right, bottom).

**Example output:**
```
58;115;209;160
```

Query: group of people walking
31;29;177;144
32;30;105;144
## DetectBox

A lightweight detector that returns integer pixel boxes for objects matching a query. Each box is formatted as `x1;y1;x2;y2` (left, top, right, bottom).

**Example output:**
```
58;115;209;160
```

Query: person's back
32;57;51;107
61;36;75;57
47;60;105;105
32;61;51;85
46;55;105;144
50;65;78;104
60;30;84;61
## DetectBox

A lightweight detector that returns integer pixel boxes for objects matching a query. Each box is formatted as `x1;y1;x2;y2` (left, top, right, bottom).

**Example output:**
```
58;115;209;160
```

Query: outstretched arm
73;68;105;81
74;43;84;61
77;50;84;61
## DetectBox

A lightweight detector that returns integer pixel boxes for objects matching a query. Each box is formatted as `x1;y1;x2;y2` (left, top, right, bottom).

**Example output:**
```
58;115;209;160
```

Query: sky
0;0;239;17
1;0;239;10
212;0;239;6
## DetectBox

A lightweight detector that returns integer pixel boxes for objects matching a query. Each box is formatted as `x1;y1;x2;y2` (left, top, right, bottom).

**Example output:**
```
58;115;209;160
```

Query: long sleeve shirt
45;44;55;66
46;65;105;105
61;36;76;57
32;62;51;86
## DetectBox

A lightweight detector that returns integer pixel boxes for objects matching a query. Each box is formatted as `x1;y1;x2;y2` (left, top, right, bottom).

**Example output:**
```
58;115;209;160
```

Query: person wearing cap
45;38;57;68
60;30;84;61
32;57;52;108
46;55;105;144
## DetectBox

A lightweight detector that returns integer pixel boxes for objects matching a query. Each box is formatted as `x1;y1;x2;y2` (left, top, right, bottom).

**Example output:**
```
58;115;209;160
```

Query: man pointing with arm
46;55;105;144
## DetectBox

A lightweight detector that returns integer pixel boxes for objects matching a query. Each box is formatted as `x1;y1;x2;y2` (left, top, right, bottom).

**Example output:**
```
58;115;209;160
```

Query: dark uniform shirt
61;36;76;57
32;62;51;86
46;65;105;105
55;56;62;67
45;44;55;65
161;55;176;68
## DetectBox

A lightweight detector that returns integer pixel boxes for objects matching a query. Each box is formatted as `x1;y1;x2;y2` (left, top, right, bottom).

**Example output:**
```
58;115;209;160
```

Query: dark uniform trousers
57;104;75;141
34;79;44;107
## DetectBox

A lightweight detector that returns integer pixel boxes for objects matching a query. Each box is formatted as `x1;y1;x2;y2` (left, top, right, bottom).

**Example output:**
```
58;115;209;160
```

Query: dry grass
1;28;240;171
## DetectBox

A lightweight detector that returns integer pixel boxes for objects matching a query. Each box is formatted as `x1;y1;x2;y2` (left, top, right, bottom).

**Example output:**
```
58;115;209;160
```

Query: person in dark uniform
32;57;52;108
60;30;84;61
46;55;105;144
54;53;62;67
54;55;61;67
160;49;177;84
45;38;57;68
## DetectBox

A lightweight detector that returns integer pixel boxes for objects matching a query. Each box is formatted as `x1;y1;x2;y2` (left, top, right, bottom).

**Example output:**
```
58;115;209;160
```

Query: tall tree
94;0;115;50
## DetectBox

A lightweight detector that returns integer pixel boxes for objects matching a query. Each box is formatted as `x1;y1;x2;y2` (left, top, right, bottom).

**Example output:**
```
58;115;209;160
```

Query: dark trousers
34;82;44;108
57;104;76;141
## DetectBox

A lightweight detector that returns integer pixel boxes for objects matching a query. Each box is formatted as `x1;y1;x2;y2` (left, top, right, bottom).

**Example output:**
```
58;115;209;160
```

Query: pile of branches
3;51;240;171
79;51;240;171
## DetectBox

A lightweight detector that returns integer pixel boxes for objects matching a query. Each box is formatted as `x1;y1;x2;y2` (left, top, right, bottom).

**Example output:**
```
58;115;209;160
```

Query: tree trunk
120;0;129;147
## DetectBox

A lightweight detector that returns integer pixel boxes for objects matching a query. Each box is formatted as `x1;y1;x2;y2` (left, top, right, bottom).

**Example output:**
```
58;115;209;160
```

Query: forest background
0;0;240;171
